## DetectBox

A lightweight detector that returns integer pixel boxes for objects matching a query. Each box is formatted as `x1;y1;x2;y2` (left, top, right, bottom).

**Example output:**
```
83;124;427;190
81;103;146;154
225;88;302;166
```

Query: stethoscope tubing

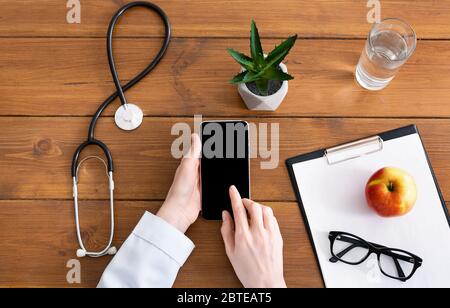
71;139;113;177
88;1;172;142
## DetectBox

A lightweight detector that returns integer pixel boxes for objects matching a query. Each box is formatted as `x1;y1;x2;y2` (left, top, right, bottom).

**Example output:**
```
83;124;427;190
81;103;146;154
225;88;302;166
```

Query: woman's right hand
221;186;287;288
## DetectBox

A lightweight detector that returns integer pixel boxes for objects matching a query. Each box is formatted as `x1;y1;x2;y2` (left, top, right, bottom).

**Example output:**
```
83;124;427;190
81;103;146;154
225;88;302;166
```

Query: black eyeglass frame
328;231;423;282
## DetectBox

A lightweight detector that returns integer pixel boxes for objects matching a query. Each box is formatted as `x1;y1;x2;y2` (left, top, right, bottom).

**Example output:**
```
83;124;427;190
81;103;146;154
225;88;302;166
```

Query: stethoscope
71;1;171;258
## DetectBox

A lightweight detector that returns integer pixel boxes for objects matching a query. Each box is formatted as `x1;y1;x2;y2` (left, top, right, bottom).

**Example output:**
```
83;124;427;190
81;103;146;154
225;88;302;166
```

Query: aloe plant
227;21;297;96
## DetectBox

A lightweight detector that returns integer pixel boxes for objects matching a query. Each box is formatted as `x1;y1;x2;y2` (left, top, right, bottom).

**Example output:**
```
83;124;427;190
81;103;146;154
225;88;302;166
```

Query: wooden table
0;0;450;288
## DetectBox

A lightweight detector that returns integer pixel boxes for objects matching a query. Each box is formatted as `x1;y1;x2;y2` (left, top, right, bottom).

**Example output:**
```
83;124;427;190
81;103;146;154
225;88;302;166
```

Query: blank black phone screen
201;121;250;220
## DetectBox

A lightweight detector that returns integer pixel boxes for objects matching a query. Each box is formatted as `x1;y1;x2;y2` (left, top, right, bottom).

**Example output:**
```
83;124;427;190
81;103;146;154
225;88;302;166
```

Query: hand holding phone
157;134;202;233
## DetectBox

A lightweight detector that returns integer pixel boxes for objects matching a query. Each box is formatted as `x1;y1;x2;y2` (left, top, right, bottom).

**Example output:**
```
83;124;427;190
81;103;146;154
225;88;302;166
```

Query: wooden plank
1;199;448;288
1;1;450;39
0;200;322;288
2;38;450;117
0;117;449;202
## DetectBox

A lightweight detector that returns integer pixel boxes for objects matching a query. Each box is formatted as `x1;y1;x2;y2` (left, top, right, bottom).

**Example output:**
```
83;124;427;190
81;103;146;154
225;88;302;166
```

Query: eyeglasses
328;231;423;282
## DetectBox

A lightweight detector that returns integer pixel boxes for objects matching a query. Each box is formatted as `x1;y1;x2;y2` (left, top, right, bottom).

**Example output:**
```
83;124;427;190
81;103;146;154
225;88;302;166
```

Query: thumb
221;211;235;255
171;134;201;194
187;133;201;159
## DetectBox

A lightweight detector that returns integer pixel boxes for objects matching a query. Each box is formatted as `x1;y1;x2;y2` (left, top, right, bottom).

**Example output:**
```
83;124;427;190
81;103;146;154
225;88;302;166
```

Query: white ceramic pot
237;62;289;111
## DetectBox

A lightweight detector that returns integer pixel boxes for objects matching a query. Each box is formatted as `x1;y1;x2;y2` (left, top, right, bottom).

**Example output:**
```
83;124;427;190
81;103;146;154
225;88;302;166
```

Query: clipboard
286;125;450;288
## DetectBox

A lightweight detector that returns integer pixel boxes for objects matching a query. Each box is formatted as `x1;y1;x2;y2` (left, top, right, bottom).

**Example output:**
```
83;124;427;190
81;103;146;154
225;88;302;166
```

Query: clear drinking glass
356;18;417;91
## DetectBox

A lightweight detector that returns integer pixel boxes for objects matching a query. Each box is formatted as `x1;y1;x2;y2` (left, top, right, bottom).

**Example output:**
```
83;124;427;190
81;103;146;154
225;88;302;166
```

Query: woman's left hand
157;134;202;233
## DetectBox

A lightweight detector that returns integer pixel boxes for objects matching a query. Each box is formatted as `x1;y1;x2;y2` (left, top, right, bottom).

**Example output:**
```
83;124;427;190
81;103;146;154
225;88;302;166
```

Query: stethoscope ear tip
107;247;117;256
76;249;87;258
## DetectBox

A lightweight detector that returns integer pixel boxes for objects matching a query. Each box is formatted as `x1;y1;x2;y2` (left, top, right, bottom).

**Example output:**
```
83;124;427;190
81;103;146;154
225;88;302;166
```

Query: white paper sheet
292;133;450;288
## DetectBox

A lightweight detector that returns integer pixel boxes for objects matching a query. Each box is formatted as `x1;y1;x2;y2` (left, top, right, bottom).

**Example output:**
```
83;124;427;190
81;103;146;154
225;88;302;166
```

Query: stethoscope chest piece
115;104;144;131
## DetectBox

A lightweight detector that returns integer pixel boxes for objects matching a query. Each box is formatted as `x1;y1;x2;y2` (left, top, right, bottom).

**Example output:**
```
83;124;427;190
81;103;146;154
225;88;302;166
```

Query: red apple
365;167;417;217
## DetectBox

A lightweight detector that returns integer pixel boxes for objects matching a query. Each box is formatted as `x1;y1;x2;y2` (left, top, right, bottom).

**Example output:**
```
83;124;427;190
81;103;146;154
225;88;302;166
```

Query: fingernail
230;185;237;192
222;211;227;222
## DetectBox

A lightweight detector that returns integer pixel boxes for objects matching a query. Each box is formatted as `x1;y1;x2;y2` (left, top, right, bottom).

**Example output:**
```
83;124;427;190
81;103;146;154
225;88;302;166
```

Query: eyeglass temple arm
393;257;406;279
330;243;363;263
370;243;406;278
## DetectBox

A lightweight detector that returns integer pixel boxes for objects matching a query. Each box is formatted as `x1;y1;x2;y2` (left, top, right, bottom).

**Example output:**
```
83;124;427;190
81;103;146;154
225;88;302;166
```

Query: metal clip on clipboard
325;136;384;165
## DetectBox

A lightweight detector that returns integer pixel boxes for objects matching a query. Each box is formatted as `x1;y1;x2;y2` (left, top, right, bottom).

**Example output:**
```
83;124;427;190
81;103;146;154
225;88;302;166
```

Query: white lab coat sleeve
97;211;195;288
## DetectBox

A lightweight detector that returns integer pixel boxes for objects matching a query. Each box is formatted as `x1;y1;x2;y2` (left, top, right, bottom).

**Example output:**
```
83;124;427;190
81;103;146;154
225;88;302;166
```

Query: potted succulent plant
228;21;297;111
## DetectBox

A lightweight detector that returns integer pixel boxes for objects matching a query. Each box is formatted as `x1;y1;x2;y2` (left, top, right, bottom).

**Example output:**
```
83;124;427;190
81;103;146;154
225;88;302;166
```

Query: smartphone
201;120;251;220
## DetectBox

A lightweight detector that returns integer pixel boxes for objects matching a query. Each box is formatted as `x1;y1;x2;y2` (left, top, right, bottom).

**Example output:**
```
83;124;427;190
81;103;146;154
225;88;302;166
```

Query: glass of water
356;18;417;91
